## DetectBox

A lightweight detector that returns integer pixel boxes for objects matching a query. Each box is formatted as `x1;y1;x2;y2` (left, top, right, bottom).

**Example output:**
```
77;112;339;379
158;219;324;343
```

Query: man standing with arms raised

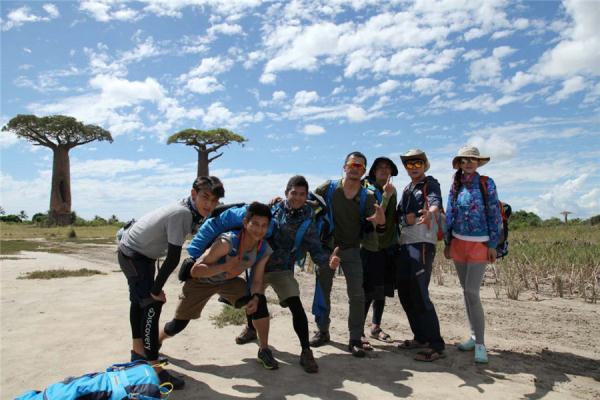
310;152;386;357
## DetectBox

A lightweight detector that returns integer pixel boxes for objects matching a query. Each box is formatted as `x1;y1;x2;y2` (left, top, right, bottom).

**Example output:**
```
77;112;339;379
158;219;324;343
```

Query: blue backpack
16;361;169;400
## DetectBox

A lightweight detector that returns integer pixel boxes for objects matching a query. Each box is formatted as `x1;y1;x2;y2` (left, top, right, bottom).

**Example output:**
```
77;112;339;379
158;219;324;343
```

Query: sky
1;0;599;221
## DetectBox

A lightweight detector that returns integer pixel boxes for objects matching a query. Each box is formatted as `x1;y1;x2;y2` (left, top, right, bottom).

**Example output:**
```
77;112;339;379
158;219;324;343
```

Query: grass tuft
210;304;247;328
18;268;106;280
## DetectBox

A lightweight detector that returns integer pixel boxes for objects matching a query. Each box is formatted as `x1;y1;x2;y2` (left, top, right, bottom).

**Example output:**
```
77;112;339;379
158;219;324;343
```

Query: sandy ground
1;242;599;400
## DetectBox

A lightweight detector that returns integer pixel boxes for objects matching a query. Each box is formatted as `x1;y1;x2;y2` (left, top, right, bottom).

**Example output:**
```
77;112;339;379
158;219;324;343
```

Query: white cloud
1;4;60;31
355;80;399;102
537;174;600;219
547;76;586;104
207;22;243;37
535;0;600;77
79;1;139;22
469;46;515;84
303;124;325;135
0;131;21;149
43;4;60;19
288;103;374;123
412;78;454;96
202;102;263;129
294;90;319;106
272;91;287;102
186;76;224;94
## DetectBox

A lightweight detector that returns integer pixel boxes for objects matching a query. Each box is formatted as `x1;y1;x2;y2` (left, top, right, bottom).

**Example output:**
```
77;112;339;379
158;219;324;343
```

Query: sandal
360;336;374;351
414;348;446;362
370;328;392;342
396;339;429;349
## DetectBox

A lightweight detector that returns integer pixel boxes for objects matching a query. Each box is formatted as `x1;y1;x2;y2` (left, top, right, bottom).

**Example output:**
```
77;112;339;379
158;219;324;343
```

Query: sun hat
400;149;430;172
368;156;398;179
452;146;490;169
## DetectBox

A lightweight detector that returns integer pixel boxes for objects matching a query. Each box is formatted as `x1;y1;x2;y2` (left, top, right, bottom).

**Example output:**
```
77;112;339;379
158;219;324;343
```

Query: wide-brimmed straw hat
452;146;490;169
368;156;398;179
400;149;430;172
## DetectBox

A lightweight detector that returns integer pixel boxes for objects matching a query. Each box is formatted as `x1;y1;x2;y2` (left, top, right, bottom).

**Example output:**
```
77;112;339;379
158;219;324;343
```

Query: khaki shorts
264;270;300;306
175;277;247;320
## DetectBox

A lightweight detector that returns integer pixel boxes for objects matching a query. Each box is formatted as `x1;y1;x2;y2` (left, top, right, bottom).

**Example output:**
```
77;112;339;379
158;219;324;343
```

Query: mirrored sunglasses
404;160;425;170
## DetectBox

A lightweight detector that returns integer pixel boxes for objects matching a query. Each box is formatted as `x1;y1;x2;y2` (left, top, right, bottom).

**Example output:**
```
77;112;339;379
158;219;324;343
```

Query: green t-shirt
316;179;376;249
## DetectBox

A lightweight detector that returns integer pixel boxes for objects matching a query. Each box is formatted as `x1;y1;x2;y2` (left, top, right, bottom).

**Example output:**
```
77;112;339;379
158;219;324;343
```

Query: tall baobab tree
167;128;246;176
2;115;113;225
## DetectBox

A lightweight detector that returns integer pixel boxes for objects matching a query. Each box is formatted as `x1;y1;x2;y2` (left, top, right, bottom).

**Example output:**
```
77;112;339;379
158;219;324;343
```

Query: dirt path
1;244;599;399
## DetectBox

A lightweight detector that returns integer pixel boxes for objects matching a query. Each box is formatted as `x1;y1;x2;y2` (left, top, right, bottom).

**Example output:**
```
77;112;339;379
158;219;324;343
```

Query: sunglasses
460;157;479;165
404;160;425;170
345;162;365;170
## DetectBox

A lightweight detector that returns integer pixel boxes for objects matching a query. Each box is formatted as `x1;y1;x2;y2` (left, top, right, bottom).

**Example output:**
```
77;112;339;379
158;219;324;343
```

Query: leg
315;263;335;333
130;303;145;357
463;262;487;345
396;246;427;344
340;248;366;342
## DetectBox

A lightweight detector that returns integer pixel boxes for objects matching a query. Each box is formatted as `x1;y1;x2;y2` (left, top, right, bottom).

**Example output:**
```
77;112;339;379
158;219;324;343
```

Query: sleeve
485;178;502;249
187;206;246;259
303;222;331;268
426;179;442;209
151;243;182;295
365;192;376;219
166;210;189;247
314;181;330;198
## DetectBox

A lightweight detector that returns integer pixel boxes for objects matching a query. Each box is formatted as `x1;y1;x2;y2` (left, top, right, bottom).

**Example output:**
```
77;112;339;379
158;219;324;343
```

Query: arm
484;178;502;249
151;243;182;296
187;206;246;259
190;239;238;278
444;184;456;245
418;179;442;225
249;253;269;296
303;222;331;268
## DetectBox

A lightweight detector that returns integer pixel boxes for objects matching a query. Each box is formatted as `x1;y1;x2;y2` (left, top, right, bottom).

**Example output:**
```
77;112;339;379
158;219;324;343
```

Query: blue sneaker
474;344;488;363
457;337;476;351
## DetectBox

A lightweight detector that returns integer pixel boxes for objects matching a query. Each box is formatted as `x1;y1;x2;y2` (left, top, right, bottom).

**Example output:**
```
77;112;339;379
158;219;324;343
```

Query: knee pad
164;319;190;337
250;294;269;320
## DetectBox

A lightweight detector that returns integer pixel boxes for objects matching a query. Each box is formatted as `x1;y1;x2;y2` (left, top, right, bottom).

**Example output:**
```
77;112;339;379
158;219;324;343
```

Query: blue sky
1;0;599;221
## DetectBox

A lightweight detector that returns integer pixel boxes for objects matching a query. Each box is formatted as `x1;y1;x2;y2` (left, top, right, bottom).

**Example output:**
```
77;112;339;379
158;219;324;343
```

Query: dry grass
210;305;247;328
433;224;600;302
18;268;106;280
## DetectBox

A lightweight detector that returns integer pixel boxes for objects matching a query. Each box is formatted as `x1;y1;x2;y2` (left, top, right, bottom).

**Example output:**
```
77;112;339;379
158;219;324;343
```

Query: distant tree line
2;206;599;227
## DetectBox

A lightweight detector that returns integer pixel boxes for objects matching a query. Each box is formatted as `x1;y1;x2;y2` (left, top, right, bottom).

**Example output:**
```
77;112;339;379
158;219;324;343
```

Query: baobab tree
167;128;246;176
2;115;113;225
560;211;573;223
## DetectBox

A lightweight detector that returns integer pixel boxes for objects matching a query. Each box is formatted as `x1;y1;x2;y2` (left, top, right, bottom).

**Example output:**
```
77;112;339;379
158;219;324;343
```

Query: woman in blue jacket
444;146;501;364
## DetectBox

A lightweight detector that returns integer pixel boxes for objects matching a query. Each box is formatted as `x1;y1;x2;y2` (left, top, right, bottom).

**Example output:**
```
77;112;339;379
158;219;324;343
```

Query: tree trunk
197;149;209;177
49;145;72;225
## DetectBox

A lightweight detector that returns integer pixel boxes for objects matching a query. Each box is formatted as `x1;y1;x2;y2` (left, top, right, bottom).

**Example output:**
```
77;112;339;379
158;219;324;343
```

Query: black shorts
118;249;156;305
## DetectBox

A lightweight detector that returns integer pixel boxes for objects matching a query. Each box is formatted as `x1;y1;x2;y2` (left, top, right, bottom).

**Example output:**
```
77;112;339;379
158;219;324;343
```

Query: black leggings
245;295;309;349
130;300;163;361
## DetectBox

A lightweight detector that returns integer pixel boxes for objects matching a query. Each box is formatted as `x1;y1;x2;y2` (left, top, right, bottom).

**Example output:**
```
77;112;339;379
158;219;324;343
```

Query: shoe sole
309;339;330;348
235;337;257;345
257;357;279;370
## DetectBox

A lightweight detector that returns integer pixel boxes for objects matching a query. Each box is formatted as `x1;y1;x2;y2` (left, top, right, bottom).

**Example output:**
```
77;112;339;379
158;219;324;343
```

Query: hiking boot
178;257;194;282
348;340;366;358
300;348;319;373
309;331;330;348
457;337;476;351
235;326;257;345
474;344;488;364
257;348;279;370
158;369;185;390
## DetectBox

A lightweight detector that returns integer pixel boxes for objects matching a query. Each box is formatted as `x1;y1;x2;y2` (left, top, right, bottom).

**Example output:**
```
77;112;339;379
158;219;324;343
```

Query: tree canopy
2;114;113;149
167;128;247;176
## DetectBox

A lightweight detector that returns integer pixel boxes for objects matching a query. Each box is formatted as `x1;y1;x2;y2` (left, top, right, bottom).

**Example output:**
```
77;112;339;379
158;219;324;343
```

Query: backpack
115;219;135;243
16;361;168;400
479;176;512;258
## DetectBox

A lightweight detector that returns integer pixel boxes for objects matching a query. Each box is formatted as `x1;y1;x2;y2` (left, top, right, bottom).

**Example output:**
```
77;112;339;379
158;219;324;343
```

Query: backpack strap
479;175;489;210
293;218;312;261
325;180;338;235
358;186;367;221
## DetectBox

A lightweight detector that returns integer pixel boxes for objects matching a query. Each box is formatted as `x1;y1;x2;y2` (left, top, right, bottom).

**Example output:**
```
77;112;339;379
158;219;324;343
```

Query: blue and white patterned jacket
445;173;502;249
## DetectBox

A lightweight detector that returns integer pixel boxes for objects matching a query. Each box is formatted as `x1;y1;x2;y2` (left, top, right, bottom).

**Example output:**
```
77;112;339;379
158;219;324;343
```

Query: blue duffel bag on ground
15;360;171;400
